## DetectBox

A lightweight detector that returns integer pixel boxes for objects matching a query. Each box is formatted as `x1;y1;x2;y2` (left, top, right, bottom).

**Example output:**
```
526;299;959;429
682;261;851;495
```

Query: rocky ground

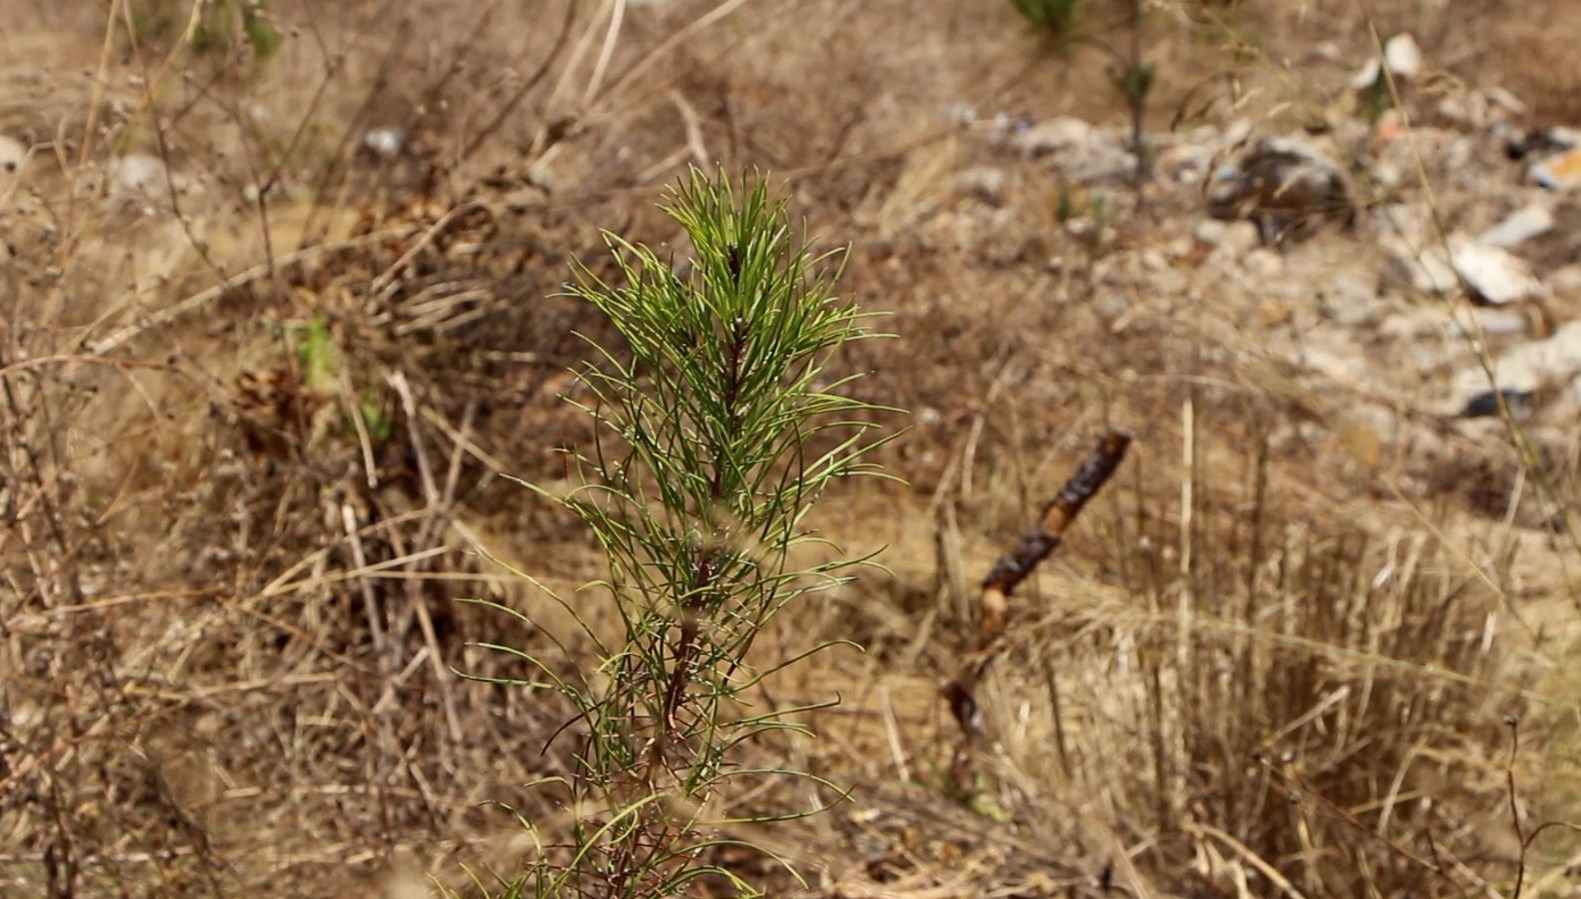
932;45;1581;533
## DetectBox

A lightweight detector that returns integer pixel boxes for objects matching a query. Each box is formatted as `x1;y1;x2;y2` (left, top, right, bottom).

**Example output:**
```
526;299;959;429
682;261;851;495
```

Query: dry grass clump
0;2;609;892
732;393;1540;897
1004;436;1522;897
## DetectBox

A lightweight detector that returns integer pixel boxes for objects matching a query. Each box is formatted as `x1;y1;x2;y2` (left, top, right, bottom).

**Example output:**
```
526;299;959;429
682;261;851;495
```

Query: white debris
1477;203;1555;248
109;154;171;196
1383;228;1545;304
946;104;977;127
956;166;1007;204
1449;235;1544;305
1011;116;1096;157
1451;320;1581;400
0;135;24;175
1351;33;1424;90
1384;34;1424;79
1437;87;1525;129
1474;307;1535;338
361;127;405;161
1012;116;1136;183
1350;57;1381;88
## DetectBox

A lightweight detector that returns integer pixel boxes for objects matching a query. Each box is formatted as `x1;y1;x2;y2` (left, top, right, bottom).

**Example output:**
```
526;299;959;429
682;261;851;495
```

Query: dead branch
945;428;1131;792
976;429;1133;651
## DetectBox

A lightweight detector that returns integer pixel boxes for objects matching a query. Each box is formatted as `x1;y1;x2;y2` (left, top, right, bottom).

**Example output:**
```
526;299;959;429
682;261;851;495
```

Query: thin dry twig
90;230;402;355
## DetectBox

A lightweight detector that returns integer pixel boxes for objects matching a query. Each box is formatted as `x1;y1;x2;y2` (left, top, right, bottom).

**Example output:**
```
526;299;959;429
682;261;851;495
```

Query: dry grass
4;0;1581;896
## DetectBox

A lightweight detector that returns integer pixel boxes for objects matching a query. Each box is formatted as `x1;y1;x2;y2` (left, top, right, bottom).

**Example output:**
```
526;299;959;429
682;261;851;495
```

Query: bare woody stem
976;429;1133;650
945;429;1131;794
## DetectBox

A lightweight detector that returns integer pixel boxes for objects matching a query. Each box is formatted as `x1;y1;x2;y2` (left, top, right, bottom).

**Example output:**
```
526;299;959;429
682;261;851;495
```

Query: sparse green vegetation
1009;0;1087;44
1008;0;1154;193
465;170;891;896
131;0;282;61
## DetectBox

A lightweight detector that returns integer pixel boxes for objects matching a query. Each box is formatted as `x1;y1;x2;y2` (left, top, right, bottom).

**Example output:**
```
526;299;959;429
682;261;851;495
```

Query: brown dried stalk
976;429;1133;650
946;429;1131;790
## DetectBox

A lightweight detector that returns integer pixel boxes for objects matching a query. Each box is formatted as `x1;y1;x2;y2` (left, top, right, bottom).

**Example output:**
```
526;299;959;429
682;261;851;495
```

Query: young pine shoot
470;169;893;897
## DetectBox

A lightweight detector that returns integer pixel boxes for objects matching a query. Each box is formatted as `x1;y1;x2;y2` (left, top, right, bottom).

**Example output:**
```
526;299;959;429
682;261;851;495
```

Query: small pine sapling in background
1009;0;1155;202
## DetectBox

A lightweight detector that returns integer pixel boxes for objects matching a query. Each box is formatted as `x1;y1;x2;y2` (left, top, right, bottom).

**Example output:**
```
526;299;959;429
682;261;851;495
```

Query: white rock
1452;320;1581;400
361;127;405;160
1477;203;1555;248
986;112;1028;146
108;153;170;196
1449;236;1544;305
1487;87;1527;116
1384;231;1546;304
956;166;1007;204
1197;220;1261;266
1012;116;1096;157
1377;308;1442;341
1384;34;1423;79
1473;307;1534;338
1352;57;1383;91
1383;239;1458;294
1012;116;1136;183
1437;88;1524;129
1373;202;1434;244
0;135;24;175
1350;33;1423;90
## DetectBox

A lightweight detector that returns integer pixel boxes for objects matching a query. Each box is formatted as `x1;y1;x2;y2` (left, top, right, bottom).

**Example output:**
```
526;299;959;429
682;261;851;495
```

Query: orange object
1533;147;1581;190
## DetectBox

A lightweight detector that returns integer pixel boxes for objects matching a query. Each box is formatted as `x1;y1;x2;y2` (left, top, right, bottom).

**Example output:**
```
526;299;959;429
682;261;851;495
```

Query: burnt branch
976;429;1132;650
946;428;1132;796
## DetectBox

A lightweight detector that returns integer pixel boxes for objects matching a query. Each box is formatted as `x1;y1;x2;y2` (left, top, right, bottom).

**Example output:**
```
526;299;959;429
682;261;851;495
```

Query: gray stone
956;166;1007;205
1011;117;1097;157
